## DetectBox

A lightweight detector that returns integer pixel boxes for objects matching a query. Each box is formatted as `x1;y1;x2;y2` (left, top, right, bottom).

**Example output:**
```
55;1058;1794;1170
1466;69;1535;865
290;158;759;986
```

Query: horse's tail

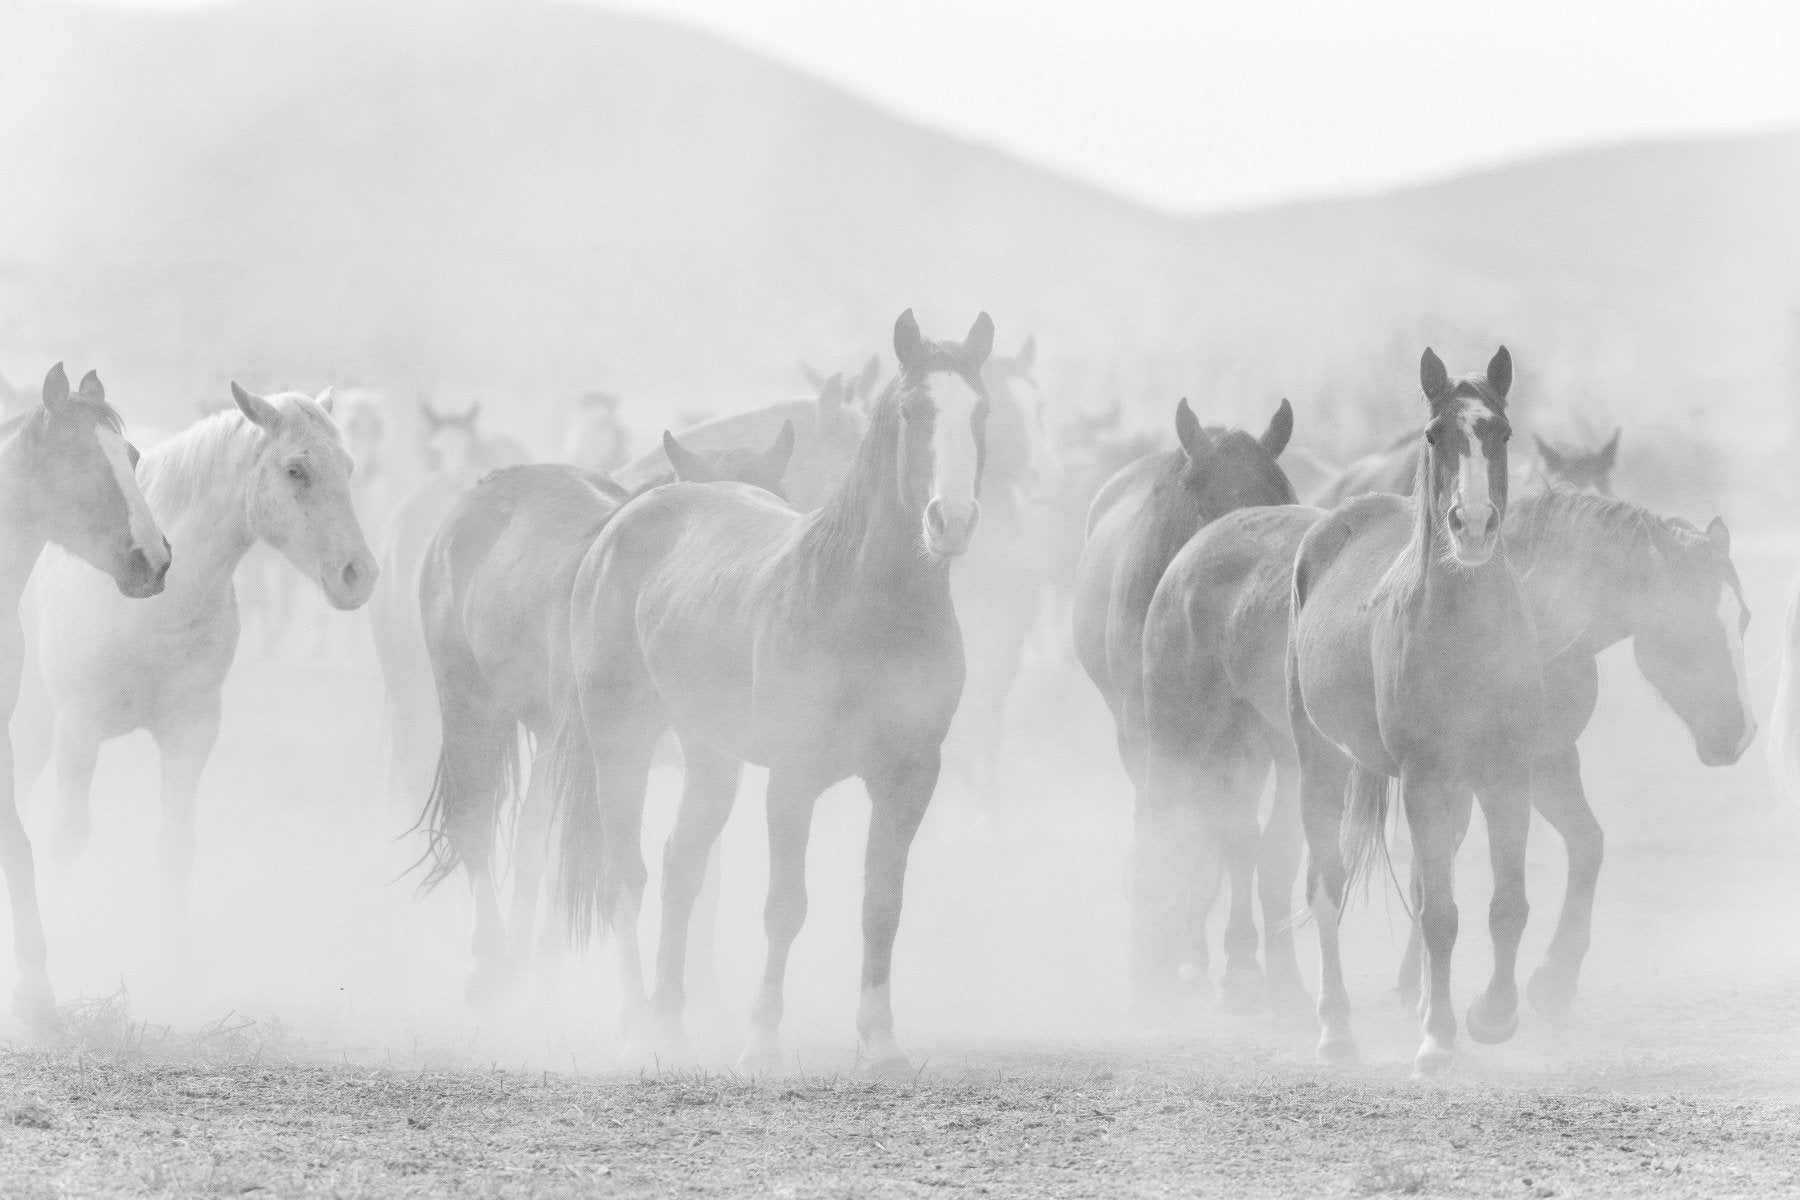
1768;575;1800;804
1340;766;1397;902
414;681;522;890
547;704;613;946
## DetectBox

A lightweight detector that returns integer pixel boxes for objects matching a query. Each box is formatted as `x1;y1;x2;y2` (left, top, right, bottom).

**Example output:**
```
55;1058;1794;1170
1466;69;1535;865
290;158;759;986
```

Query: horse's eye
287;463;309;483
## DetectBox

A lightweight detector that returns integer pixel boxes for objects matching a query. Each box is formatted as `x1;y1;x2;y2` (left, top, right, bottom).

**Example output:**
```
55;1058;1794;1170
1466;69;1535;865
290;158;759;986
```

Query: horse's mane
140;396;340;516
784;377;912;589
1507;487;1676;574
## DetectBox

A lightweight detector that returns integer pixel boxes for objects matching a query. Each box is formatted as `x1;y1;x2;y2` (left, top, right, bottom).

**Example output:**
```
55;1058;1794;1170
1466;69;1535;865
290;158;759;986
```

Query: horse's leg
1257;748;1309;1012
738;766;826;1074
593;734;656;1042
1467;774;1532;1045
1395;867;1424;1010
1132;744;1206;1024
1527;745;1601;1023
151;695;222;946
1295;731;1354;1062
504;745;555;990
0;733;57;1033
46;710;104;873
1215;743;1270;1013
1403;770;1474;1077
649;739;740;1055
10;654;53;814
855;751;937;1075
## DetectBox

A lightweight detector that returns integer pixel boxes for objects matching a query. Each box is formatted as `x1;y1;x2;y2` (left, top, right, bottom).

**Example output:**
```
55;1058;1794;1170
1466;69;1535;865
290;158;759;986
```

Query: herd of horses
0;312;1778;1080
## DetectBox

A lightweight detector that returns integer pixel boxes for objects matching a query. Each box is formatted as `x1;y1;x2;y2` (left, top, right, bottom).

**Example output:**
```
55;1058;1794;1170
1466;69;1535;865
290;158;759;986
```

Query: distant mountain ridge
2;0;1796;501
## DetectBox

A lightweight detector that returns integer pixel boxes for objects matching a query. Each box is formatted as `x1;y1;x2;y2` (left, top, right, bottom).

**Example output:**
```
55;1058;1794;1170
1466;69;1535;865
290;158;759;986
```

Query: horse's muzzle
116;538;171;598
924;498;981;558
322;552;380;610
1446;502;1499;565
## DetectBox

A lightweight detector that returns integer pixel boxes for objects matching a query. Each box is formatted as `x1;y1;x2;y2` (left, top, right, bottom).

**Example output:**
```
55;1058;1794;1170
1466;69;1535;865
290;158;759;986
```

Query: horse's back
1146;505;1324;744
1314;439;1418;507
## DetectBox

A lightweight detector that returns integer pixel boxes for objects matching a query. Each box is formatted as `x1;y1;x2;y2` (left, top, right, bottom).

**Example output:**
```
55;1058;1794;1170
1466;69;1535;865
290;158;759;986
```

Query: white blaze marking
1720;585;1757;751
1455;401;1494;525
97;426;168;570
930;372;982;524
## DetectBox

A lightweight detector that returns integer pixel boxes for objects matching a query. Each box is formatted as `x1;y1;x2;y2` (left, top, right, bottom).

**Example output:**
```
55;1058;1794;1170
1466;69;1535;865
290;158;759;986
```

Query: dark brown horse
1288;347;1539;1076
550;310;993;1074
0;365;169;1030
1145;483;1755;1039
1070;396;1294;1018
417;426;794;1005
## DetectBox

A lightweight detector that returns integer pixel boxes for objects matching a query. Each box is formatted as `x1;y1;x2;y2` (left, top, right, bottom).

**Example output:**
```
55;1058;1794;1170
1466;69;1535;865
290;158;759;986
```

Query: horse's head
1632;516;1755;767
980;335;1039;493
1419;346;1513;566
662;420;796;501
1534;429;1619;495
420;400;483;473
233;382;379;611
804;373;867;508
334;389;389;476
26;364;170;598
892;309;995;558
1170;394;1296;516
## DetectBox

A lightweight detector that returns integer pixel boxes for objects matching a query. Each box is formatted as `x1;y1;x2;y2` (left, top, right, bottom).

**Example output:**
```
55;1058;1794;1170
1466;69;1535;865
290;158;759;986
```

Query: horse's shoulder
1295;496;1405;604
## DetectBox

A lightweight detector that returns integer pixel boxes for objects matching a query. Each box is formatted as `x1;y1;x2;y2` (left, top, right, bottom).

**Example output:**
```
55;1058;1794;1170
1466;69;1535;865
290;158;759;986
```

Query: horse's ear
799;362;826;391
1419;349;1450;403
1598;428;1621;470
964;312;995;368
1016;335;1037;381
231;381;282;429
1260;398;1293;458
41;362;70;410
1707;516;1730;554
76;369;104;402
764;419;797;479
1486;345;1513;401
463;401;482;426
1174;398;1213;462
1533;435;1565;471
894;310;924;373
818;373;845;410
315;387;334;414
662;429;711;482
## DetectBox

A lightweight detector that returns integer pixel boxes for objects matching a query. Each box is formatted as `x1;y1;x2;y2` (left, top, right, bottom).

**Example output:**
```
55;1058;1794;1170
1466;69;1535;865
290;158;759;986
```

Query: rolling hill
1;0;1795;506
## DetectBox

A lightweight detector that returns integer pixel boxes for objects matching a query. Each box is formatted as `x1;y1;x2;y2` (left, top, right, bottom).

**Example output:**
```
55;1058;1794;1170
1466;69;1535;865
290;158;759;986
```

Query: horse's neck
142;425;260;597
1119;475;1204;627
1517;513;1649;658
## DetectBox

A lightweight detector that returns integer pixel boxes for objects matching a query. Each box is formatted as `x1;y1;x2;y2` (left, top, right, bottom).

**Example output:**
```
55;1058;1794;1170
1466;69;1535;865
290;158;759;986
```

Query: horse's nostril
342;562;359;588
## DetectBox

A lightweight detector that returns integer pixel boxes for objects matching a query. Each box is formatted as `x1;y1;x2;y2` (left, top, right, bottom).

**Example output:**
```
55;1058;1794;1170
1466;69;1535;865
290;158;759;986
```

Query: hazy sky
46;0;1800;212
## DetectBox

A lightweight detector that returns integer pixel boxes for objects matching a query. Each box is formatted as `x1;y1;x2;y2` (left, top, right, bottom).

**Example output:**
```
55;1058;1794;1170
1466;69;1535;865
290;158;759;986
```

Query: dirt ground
4;529;1800;1197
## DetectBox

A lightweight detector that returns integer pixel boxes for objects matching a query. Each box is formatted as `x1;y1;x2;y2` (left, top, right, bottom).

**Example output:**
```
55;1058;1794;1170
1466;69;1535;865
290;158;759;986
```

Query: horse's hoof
1317;1031;1359;1066
12;981;61;1039
1527;965;1578;1025
736;1034;785;1076
1413;1038;1455;1078
861;1052;913;1080
1465;995;1519;1045
1391;984;1422;1014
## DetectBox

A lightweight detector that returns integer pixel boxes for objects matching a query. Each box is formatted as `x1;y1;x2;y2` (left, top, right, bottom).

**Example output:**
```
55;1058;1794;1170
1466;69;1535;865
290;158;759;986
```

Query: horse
1288;346;1537;1076
536;310;993;1075
611;373;865;513
1312;423;1621;506
562;390;634;474
237;386;406;659
1142;486;1754;1031
801;356;884;410
419;400;534;474
1070;396;1295;1015
0;365;169;1031
15;384;375;939
939;335;1044;810
415;423;795;1005
370;407;534;812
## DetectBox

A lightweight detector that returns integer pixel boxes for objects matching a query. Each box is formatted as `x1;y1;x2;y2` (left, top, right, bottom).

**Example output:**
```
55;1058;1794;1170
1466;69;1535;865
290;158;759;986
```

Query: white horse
13;383;377;930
